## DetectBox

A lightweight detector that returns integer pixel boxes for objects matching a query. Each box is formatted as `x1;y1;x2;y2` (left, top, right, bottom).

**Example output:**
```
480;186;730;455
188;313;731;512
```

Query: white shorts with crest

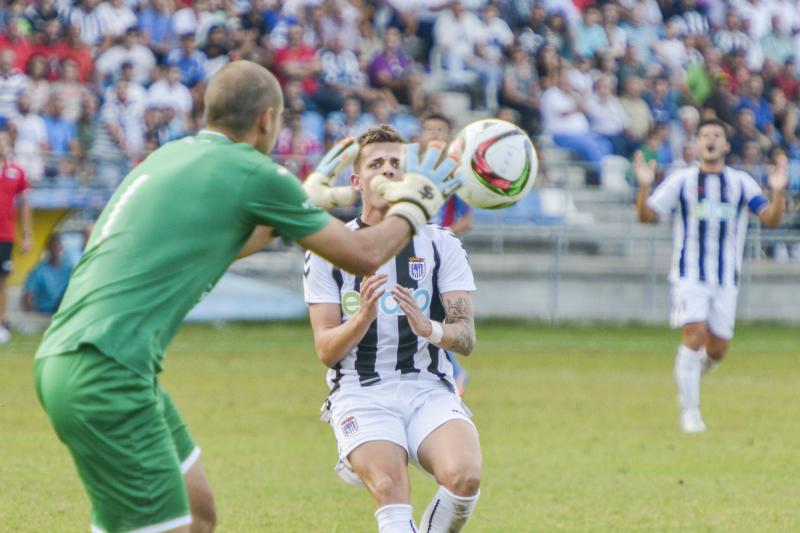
320;379;475;487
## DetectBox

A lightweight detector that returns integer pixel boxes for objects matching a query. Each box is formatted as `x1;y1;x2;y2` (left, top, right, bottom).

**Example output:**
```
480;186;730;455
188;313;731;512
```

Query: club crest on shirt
341;416;358;437
408;256;426;281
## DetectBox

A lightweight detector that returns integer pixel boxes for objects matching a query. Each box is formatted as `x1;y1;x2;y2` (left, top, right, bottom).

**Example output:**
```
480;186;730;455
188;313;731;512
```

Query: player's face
696;124;729;164
420;119;450;150
352;142;403;212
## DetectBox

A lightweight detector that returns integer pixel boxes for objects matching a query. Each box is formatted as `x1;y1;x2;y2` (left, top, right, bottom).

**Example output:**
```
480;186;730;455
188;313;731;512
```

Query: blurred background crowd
0;0;799;210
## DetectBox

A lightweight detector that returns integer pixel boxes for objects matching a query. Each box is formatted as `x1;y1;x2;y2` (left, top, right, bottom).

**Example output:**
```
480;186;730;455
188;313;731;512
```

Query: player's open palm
768;152;789;192
357;273;387;323
391;285;433;338
634;150;656;187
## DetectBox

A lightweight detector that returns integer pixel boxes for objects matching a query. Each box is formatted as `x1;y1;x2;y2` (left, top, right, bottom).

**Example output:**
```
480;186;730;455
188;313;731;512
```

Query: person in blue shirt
22;233;72;314
165;32;207;88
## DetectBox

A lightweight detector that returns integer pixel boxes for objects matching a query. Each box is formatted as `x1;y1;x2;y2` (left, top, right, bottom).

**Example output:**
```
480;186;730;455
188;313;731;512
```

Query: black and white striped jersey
303;218;476;393
647;165;768;287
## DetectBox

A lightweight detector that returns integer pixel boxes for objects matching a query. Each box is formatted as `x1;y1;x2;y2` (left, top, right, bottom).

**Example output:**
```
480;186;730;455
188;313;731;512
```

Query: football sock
419;486;480;533
375;504;418;533
674;345;703;410
700;348;719;375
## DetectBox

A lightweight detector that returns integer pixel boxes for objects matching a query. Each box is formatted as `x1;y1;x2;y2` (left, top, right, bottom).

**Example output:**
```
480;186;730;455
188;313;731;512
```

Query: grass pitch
1;322;798;532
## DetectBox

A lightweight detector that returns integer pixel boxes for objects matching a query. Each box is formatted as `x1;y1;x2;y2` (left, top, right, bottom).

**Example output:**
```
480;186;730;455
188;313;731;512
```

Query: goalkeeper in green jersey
33;60;461;533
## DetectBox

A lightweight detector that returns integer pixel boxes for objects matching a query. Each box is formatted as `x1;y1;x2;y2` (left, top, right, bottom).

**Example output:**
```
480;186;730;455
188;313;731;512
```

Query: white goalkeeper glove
370;141;463;233
303;137;359;210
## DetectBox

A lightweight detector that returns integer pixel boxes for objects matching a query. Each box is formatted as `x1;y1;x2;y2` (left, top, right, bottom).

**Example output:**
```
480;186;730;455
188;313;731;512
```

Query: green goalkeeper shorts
34;347;198;533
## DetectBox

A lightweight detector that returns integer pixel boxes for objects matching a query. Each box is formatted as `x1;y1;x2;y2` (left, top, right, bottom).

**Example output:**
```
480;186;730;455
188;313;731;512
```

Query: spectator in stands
317;34;377;115
172;0;209;37
62;24;94;85
0;16;32;72
61;0;103;50
25;54;50;114
202;24;231;80
368;27;423;112
274;22;320;98
96;26;156;87
540;68;612;181
587;73;628;156
543;11;574;62
775;58;800;102
166;32;207;88
730;107;771;162
274;110;323;179
90;80;137;188
434;0;502;110
616;42;647;83
22;233;71;314
137;0;175;62
50;58;88;123
103;61;147;112
517;3;548;55
481;3;514;63
31;18;68;81
43;94;78;179
620;75;654;154
75;92;98;163
0;129;31;343
601;3;626;58
23;0;59;33
760;15;793;65
646;76;679;125
148;65;194;133
325;95;370;145
737;74;774;133
771;87;799;150
639;123;673;167
535;43;560;83
11;91;48;183
670;105;700;160
684;46;723;107
654;17;688;75
501;45;540;135
95;0;137;42
574;6;608;59
622;3;657;64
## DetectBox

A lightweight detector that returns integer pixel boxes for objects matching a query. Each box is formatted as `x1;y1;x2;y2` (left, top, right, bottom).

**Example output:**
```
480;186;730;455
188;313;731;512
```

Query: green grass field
1;322;798;532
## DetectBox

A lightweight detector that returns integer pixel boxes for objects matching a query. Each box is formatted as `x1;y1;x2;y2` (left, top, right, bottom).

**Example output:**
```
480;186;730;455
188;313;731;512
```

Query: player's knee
682;325;706;350
365;470;405;502
439;463;481;497
707;343;729;361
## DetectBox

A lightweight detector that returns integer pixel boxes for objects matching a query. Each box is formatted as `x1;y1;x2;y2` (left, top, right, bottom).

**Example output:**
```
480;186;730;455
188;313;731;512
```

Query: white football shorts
321;379;475;487
670;280;739;339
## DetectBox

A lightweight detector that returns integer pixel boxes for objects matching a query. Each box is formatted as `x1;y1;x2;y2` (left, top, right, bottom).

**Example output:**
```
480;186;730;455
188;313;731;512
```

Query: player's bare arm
238;226;274;258
757;152;788;228
309;273;387;367
299;217;413;276
392;288;476;356
634;151;659;223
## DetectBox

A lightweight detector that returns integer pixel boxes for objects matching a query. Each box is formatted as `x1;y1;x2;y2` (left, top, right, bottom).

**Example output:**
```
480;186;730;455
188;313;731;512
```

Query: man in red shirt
31;19;70;81
0;130;32;343
273;23;320;97
0;16;33;72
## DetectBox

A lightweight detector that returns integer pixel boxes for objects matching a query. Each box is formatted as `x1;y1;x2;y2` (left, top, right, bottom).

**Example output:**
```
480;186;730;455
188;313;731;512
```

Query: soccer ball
450;119;537;209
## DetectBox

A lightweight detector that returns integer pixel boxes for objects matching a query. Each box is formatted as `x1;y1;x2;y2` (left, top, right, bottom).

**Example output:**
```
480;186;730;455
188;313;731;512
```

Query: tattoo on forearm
443;295;475;354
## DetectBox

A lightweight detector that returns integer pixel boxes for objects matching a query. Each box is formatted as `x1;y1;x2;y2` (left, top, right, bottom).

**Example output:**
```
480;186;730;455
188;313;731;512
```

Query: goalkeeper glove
303;137;359;210
370;141;463;233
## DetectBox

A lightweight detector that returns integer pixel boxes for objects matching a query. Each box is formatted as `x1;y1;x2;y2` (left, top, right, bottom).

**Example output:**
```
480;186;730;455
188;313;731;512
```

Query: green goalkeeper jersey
36;130;330;376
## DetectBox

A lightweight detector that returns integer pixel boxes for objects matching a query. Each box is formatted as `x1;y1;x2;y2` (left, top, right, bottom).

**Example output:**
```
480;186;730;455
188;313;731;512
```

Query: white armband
425;320;444;345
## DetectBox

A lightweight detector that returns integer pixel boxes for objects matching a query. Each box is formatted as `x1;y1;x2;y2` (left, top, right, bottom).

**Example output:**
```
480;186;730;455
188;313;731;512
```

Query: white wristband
425;321;443;345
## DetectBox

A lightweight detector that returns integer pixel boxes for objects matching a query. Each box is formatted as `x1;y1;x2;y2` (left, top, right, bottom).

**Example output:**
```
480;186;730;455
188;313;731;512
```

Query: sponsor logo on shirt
341;288;431;317
692;200;736;221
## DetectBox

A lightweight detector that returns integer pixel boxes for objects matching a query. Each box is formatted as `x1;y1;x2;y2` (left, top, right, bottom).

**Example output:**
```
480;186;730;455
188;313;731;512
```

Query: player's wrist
425;320;443;345
387;202;427;234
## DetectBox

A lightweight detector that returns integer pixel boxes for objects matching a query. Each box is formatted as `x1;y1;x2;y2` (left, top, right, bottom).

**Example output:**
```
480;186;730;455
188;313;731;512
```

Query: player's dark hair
354;125;405;170
697;118;729;139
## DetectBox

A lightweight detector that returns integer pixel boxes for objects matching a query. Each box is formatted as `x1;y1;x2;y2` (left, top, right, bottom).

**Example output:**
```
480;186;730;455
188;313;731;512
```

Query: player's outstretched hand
370;141;463;233
633;150;656;187
303;137;359;210
767;152;789;192
391;285;433;338
357;273;387;324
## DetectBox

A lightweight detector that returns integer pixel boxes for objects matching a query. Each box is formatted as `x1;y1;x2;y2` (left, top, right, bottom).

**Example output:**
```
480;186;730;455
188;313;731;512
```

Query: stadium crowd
0;0;798;211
